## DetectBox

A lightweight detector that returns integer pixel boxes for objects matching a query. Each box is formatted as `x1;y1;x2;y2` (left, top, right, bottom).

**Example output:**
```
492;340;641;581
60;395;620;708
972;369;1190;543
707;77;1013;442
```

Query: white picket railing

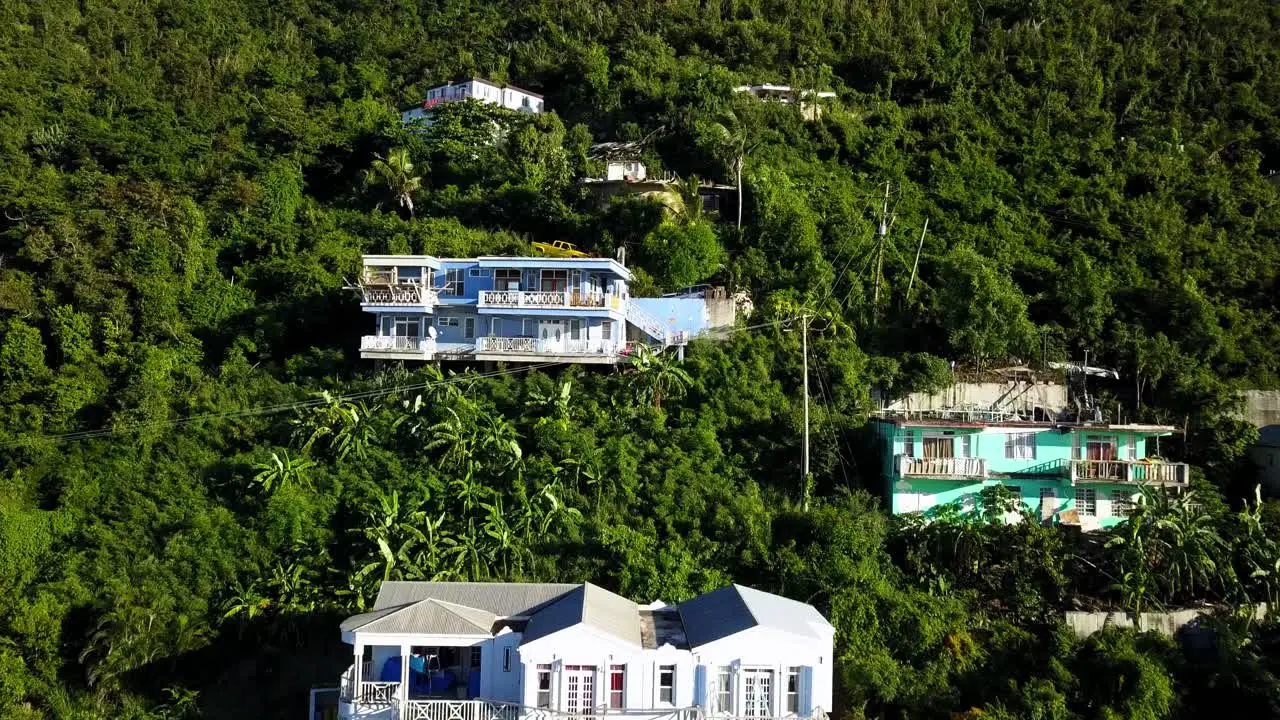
897;455;988;478
477;290;615;309
361;335;435;353
401;701;709;720
361;284;439;306
475;337;608;355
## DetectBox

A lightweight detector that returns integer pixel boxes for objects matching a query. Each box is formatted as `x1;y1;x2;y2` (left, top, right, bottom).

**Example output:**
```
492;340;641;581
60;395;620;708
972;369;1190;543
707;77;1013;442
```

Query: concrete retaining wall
1063;604;1267;638
875;381;1068;417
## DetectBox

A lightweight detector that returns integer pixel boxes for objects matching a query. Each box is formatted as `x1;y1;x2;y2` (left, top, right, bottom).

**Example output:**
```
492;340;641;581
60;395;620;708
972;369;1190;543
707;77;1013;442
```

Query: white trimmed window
602;320;613;340
609;665;625;709
1005;432;1037;459
1111;490;1135;517
785;667;800;714
536;665;552;708
716;667;732;714
442;268;464;296
658;665;675;705
1075;488;1097;517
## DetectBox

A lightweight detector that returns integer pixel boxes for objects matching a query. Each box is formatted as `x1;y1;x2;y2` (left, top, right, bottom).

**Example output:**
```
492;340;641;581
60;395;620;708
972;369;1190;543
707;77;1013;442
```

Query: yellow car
532;240;589;258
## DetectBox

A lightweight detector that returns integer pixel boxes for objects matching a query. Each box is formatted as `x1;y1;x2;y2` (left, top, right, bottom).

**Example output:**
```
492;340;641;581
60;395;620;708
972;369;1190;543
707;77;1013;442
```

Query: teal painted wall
878;421;1172;527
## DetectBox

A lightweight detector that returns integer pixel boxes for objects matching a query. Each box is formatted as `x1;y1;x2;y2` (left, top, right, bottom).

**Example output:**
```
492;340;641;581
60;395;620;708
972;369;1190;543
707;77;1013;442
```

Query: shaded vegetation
2;0;1280;718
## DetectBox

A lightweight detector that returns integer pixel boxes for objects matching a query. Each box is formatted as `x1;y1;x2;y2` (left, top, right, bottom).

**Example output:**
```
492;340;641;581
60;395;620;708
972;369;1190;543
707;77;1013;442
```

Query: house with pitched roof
326;581;834;720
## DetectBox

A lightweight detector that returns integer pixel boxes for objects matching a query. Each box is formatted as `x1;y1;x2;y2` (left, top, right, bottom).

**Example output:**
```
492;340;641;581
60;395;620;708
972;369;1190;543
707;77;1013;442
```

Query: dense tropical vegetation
2;0;1280;717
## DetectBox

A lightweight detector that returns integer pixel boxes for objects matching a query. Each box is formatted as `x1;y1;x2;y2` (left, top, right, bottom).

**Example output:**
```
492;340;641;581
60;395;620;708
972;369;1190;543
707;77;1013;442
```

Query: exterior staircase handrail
626;300;674;345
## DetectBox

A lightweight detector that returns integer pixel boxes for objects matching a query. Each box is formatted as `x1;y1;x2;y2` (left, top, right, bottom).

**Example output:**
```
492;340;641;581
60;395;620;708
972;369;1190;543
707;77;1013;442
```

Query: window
464;317;476;339
1127;435;1137;460
540;269;569;291
602;320;612;340
502;647;511;672
1005;486;1023;507
922;433;955;458
469;268;490;277
489;318;502;336
785;667;800;714
442;269;464;296
470;647;481;667
1005;432;1037;460
536;665;552;708
609;665;625;709
495;268;521;290
1075;488;1097;517
902;431;915;458
438;316;460;327
392;316;421;337
716;667;732;714
569;319;582;341
1111;490;1135;517
1085;436;1118;461
658;665;675;705
397;266;423;283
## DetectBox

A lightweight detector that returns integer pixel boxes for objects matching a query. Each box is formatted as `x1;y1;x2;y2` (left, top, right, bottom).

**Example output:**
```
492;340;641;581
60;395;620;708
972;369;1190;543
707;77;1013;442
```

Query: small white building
402;78;545;125
732;85;835;120
328;581;834;720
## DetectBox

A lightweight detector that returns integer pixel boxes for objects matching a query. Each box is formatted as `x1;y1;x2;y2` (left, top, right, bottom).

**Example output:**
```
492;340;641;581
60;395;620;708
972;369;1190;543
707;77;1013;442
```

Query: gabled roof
522;582;641;647
371;581;578;617
677;585;831;648
343;598;498;635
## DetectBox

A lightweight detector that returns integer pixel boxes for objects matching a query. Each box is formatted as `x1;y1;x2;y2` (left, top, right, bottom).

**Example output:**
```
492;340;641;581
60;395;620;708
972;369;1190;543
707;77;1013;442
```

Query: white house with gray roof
328;581;833;720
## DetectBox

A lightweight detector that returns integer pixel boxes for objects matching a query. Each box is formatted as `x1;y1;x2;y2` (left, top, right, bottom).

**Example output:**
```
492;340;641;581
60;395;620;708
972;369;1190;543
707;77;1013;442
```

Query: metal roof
522;583;641;647
677;585;831;648
345;599;497;635
372;581;578;617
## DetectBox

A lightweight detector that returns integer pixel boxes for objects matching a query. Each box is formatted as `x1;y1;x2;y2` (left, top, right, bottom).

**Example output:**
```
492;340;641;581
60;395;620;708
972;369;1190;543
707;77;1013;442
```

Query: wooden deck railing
897;455;988;478
1070;460;1189;486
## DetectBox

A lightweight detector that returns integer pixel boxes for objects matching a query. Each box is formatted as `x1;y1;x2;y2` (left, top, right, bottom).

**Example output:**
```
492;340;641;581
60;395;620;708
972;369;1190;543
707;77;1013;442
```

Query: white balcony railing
897;455;988;479
475;337;611;355
1070;459;1189;486
360;335;435;354
361;283;439;307
477;290;618;309
396;700;795;720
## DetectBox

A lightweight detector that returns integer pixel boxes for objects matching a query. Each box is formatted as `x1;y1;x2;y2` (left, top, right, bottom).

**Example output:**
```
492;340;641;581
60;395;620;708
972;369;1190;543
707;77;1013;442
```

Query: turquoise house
874;416;1190;529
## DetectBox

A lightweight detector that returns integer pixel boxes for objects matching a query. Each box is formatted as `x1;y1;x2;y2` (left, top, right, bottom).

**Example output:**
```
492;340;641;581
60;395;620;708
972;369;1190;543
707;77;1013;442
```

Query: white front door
564;665;595;714
539;320;565;352
742;669;773;717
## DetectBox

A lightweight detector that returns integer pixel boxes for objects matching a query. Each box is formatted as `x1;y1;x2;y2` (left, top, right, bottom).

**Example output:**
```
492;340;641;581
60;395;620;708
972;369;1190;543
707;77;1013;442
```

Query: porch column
400;643;411;717
522;661;539;707
353;644;364;702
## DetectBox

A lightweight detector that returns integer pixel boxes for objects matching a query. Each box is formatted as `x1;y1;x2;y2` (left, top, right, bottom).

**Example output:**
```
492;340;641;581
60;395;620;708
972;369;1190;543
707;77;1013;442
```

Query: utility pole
872;181;896;308
801;313;811;511
907;217;928;299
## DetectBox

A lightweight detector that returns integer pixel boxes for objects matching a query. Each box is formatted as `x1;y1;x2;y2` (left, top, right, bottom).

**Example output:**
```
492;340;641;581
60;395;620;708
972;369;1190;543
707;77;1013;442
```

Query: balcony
477;290;621;310
896;455;988;479
360;283;438;308
1070;460;1189;487
361;335;435;357
475;336;614;356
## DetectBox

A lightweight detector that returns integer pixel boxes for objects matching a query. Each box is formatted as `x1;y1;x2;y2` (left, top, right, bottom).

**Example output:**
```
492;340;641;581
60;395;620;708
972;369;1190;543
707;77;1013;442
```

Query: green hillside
2;0;1280;717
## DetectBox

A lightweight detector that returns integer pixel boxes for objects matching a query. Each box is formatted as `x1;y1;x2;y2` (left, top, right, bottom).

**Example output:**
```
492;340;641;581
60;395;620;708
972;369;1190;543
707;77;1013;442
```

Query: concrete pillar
400;643;411;716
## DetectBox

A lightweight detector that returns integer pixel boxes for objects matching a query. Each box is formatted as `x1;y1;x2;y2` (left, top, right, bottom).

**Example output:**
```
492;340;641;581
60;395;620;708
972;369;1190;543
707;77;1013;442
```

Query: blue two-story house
354;254;699;364
873;413;1191;530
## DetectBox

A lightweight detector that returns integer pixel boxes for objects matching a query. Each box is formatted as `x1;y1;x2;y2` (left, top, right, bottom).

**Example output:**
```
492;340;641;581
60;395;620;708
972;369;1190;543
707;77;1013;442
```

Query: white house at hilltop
329;581;834;720
402;78;545;125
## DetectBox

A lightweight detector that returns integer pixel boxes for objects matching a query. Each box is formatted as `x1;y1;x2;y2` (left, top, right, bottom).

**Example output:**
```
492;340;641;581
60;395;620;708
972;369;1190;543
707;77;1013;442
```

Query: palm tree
364;148;422;217
627;344;693;409
251;450;315;493
705;112;759;229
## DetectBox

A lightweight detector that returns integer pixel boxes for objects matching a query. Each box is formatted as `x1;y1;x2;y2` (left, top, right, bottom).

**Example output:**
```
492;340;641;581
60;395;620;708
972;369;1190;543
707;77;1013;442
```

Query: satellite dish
427;326;438;339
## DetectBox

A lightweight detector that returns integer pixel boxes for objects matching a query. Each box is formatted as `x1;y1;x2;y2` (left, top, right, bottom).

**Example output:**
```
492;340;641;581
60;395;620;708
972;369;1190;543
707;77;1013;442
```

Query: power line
1;361;566;449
